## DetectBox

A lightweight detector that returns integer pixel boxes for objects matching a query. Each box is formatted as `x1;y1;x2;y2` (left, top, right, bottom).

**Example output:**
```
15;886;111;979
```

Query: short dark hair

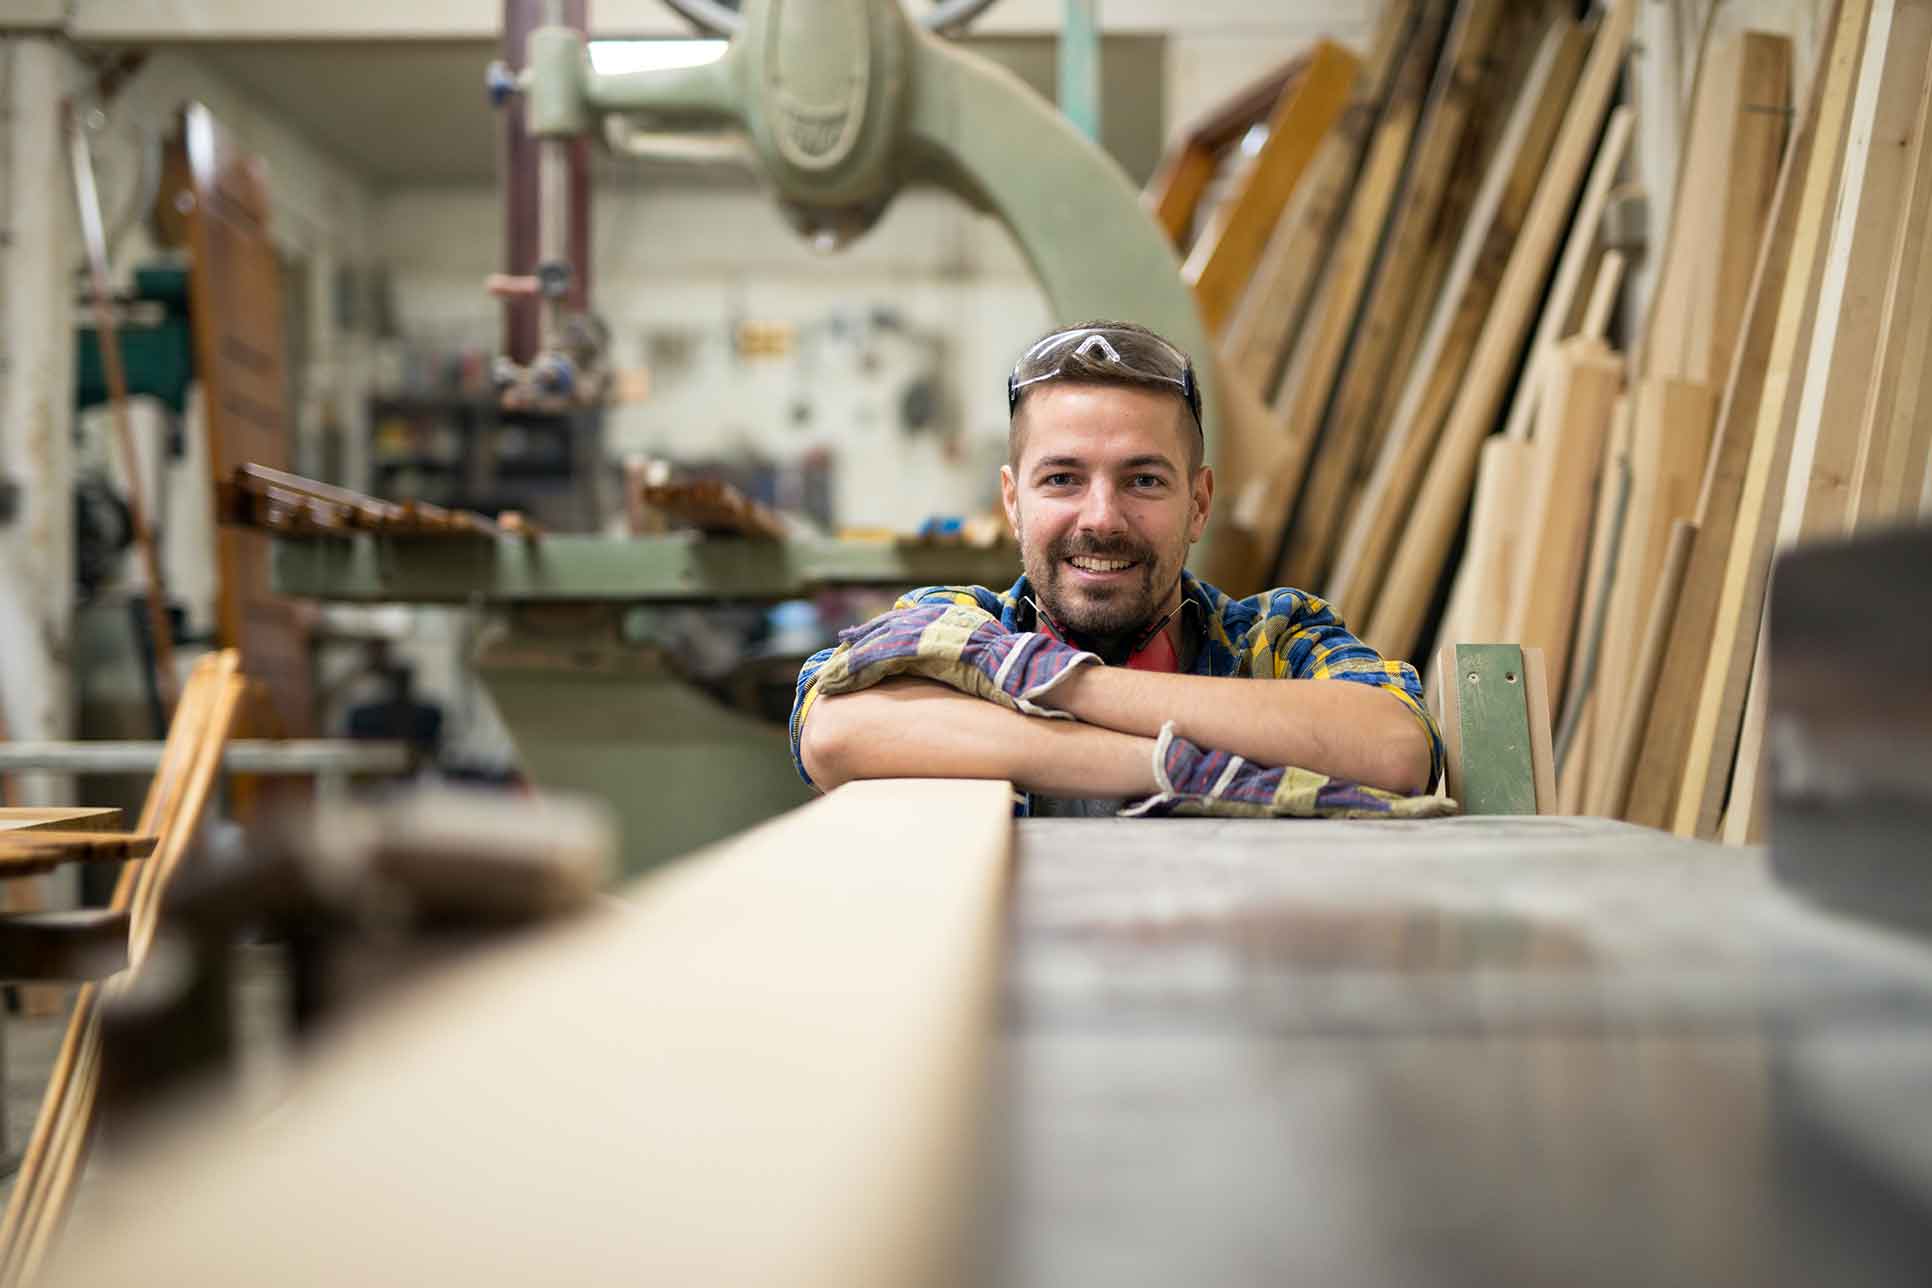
1007;319;1205;472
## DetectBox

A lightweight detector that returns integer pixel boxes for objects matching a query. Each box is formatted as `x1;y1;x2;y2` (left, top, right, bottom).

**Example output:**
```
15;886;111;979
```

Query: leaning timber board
1248;3;1446;582
1623;29;1828;832
1277;0;1511;593
1673;0;1874;840
1222;0;1418;401
1184;42;1361;335
1368;0;1638;662
1325;18;1591;620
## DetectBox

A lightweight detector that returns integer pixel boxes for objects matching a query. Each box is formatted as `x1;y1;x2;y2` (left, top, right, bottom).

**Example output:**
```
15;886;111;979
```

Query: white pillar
0;37;80;806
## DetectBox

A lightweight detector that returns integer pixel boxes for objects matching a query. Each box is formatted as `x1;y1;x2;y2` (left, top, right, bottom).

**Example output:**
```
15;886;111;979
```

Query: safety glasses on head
1007;325;1203;431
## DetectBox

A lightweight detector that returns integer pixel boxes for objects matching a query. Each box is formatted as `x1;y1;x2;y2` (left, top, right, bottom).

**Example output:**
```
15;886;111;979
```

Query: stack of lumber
0;651;247;1286
1155;0;1932;842
219;464;542;540
635;477;790;541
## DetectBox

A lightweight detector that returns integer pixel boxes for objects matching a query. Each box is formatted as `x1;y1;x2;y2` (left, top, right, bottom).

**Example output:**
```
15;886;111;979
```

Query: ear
1000;464;1021;538
1187;466;1214;543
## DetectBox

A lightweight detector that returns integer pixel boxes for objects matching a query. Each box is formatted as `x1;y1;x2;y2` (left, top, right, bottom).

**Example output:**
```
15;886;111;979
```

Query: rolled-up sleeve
1255;590;1445;793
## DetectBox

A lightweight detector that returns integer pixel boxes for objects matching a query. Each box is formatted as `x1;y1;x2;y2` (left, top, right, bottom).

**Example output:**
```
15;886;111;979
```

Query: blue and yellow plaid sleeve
786;585;999;789
1248;589;1445;793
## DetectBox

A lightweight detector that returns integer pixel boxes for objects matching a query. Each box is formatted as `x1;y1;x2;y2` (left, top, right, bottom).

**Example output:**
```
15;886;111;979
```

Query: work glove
1122;722;1457;820
813;602;1099;717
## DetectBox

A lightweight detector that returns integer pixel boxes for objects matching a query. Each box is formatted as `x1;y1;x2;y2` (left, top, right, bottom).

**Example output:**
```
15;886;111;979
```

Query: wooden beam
1239;2;1446;579
1597;519;1697;820
1221;1;1418;400
1367;0;1637;662
1325;17;1591;617
1672;0;1874;839
1184;42;1361;335
1494;108;1635;446
1501;337;1624;708
1853;10;1932;529
1438;643;1538;815
42;779;1016;1288
1623;26;1828;832
1780;0;1932;544
1586;375;1715;811
1273;0;1511;592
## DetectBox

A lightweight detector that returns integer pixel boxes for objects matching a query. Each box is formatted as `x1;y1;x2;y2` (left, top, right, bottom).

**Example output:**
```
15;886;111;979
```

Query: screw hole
1505;672;1519;684
1467;672;1480;683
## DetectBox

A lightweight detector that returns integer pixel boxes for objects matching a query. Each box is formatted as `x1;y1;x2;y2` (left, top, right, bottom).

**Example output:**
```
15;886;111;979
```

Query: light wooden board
1185;42;1362;335
1523;645;1558;815
1587;376;1715;810
1146;57;1308;250
1222;1;1417;401
1275;0;1509;593
0;809;118;834
1325;18;1590;618
1623;30;1827;832
1721;619;1774;846
1558;392;1632;751
1672;0;1874;840
1597;519;1697;821
1780;0;1932;544
45;779;1015;1288
1709;34;1796;394
1242;2;1445;583
1501;337;1624;709
1495;108;1635;445
1853;9;1932;529
1367;0;1637;662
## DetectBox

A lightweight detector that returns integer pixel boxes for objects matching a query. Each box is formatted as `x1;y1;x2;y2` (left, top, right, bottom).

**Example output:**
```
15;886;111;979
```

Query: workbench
986;816;1932;1286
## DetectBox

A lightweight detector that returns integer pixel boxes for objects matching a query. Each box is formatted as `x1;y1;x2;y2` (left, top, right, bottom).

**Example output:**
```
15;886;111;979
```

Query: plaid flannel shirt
789;570;1444;810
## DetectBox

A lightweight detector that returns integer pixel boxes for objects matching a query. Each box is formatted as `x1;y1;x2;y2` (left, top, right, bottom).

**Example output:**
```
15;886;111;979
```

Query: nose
1076;478;1127;536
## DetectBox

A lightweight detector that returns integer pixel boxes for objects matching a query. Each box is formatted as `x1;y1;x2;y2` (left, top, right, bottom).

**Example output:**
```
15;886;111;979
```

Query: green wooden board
1450;643;1538;815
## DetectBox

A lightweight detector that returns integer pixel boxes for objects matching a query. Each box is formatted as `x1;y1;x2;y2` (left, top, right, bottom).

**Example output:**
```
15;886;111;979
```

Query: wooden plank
1183;42;1361;335
1240;2;1445;576
1721;620;1774;845
1325;18;1591;617
1145;58;1309;249
1780;0;1932;545
1438;643;1538;815
1558;393;1632;751
1221;1;1418;401
1439;436;1532;651
1853;11;1932;529
43;779;1014;1288
1500;337;1623;708
1597;519;1697;820
1623;31;1828;832
1523;645;1557;815
1671;0;1874;840
1587;376;1716;809
1367;0;1637;662
0;808;118;833
1494;108;1635;445
1273;0;1510;592
1558;694;1596;814
1709;34;1796;393
1147;144;1218;249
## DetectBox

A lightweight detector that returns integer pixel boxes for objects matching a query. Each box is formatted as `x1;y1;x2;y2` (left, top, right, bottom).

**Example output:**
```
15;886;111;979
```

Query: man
790;320;1443;818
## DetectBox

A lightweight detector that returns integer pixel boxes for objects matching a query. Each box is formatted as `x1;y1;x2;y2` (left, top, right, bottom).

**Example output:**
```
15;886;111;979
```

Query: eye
1131;473;1168;490
1040;472;1079;488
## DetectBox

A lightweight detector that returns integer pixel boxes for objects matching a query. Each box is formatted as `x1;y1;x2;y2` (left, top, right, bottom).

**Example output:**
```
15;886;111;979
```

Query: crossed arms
799;664;1434;797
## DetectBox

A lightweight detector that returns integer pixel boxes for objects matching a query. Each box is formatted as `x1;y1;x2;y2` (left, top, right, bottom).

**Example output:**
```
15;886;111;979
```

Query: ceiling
183;36;1166;190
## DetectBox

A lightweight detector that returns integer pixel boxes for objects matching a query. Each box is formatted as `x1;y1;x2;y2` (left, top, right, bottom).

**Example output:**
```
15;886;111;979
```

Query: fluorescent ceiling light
589;40;728;76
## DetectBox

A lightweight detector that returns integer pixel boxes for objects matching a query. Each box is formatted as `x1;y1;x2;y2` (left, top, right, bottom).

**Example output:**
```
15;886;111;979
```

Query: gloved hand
1122;723;1457;819
813;602;1099;716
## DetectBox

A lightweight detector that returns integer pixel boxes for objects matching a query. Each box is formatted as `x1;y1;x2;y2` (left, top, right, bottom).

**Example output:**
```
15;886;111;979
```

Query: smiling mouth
1066;555;1138;575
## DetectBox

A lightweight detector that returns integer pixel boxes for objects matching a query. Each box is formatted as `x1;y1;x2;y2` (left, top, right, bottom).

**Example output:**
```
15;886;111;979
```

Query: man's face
1000;383;1213;644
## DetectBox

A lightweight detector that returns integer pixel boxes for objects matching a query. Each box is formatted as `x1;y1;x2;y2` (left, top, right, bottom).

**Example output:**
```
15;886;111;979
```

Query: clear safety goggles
1006;326;1203;430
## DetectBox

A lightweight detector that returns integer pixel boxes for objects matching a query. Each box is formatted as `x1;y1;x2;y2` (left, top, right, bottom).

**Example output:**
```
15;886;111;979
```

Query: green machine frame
287;1;1226;877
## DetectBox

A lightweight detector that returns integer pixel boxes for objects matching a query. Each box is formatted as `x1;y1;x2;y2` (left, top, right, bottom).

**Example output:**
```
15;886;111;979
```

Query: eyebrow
1031;454;1179;473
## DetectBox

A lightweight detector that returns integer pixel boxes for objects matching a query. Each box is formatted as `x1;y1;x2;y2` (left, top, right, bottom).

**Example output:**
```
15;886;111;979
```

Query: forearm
800;678;1159;796
1041;668;1432;795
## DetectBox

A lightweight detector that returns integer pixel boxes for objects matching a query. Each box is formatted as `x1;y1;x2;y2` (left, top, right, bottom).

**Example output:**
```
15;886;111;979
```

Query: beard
1026;530;1175;654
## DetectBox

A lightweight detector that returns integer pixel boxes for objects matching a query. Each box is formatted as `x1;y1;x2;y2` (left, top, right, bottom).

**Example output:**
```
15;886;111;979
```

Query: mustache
1049;535;1155;563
